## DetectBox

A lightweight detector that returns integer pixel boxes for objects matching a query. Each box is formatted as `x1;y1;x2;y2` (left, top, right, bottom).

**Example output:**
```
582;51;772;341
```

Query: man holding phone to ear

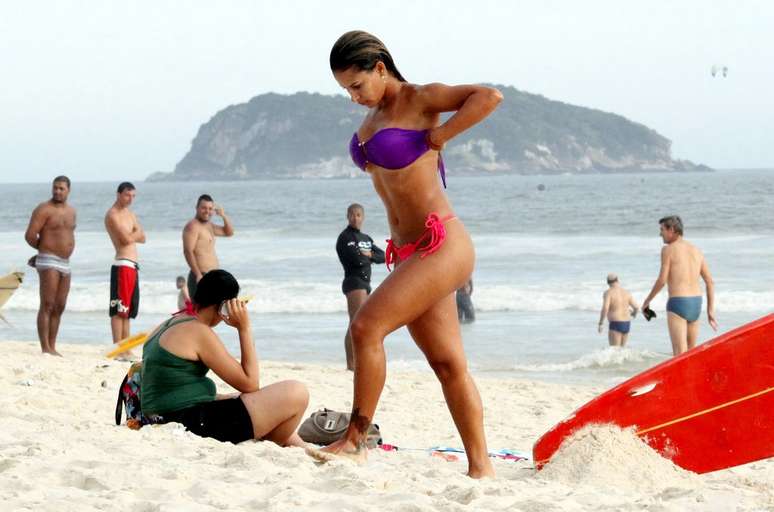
183;194;234;299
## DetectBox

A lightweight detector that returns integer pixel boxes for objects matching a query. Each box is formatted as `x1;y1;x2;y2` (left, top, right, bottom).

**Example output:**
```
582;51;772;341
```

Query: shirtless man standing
642;215;718;356
598;273;639;347
104;182;145;344
182;194;234;298
24;176;76;355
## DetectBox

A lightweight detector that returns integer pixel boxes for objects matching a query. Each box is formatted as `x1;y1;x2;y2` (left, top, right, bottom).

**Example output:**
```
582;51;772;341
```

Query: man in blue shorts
642;216;718;355
598;273;639;347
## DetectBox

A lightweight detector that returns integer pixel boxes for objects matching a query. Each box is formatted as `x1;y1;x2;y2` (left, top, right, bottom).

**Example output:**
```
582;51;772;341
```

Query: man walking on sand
598;273;639;347
105;182;145;345
183;194;234;298
642;215;718;356
24;176;76;356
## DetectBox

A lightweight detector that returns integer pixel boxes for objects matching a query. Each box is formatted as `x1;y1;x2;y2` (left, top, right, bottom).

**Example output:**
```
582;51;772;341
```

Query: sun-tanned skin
105;186;145;344
24;179;76;356
598;278;639;347
643;222;717;355
315;57;502;478
182;200;234;284
153;298;309;447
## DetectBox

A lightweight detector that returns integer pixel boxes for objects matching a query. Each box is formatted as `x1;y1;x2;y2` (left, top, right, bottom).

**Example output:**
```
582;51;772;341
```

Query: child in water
176;275;191;311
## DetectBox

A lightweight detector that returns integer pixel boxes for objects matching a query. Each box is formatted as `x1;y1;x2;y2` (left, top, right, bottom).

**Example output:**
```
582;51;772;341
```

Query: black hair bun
193;269;240;308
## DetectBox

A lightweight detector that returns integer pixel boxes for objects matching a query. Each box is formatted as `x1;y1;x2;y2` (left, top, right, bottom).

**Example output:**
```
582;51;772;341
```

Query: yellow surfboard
0;271;25;325
106;332;148;359
0;271;24;310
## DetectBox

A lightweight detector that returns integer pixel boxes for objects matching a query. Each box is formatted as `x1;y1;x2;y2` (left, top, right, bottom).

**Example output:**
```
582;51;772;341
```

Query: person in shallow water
642;216;718;356
456;278;475;324
312;30;502;479
597;273;639;347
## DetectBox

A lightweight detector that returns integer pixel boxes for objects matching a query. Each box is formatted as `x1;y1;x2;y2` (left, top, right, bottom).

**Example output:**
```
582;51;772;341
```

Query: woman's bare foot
284;433;308;449
467;459;496;479
306;436;368;464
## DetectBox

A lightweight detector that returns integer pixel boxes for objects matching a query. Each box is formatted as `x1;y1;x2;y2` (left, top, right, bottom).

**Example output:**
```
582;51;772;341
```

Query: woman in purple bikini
316;30;502;478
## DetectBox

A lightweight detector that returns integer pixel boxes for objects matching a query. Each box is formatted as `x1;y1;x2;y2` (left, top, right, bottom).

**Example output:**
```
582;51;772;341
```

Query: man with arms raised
642;215;718;355
105;182;145;346
25;176;76;356
183;194;234;298
598;273;639;347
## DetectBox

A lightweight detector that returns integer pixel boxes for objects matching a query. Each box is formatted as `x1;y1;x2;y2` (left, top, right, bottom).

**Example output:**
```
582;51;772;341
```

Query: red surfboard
533;313;774;474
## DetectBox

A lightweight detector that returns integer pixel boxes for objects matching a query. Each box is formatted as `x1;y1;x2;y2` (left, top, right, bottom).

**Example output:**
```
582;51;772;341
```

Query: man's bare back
604;287;636;322
662;239;704;297
598;274;638;347
643;216;717;356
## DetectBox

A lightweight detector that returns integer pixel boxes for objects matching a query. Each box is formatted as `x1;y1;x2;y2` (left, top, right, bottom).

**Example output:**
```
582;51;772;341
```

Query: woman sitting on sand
140;269;308;446
315;30;502;478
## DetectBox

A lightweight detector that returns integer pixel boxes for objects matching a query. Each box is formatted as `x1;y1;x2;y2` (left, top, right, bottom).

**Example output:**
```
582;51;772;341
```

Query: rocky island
148;85;710;181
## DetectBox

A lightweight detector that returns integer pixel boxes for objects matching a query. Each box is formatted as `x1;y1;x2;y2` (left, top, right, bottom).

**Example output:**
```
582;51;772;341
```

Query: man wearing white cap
598;273;639;347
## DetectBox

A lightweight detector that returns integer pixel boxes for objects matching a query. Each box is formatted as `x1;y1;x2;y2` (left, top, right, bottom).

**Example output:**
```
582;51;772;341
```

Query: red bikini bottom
385;213;456;271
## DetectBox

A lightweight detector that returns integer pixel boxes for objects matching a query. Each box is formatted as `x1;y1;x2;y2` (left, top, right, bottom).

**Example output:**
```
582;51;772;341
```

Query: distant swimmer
456;277;475;324
182;194;234;298
336;203;385;371
24;176;76;356
105;182;146;347
597;273;638;347
642;216;717;356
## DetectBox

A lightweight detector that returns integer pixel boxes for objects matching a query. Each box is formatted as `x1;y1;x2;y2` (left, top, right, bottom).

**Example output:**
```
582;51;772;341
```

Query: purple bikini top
349;128;447;188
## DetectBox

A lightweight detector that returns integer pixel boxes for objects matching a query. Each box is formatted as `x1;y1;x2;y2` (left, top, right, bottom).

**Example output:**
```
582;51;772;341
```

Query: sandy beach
0;341;770;511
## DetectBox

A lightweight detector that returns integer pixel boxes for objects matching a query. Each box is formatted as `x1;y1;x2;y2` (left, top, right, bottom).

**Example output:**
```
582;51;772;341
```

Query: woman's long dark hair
330;30;406;82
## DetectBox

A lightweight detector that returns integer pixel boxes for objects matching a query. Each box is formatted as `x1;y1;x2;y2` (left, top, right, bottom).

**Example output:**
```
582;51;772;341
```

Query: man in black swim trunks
336;203;385;371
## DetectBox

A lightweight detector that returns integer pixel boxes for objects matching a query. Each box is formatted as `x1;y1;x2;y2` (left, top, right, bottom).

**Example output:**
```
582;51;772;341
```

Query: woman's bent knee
283;380;309;410
349;317;377;347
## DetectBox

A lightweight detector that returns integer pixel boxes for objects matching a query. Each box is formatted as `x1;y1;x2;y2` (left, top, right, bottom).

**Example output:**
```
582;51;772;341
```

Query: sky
1;0;772;183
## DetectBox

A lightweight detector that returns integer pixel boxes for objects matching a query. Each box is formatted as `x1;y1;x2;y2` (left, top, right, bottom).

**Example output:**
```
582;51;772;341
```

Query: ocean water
1;170;772;386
